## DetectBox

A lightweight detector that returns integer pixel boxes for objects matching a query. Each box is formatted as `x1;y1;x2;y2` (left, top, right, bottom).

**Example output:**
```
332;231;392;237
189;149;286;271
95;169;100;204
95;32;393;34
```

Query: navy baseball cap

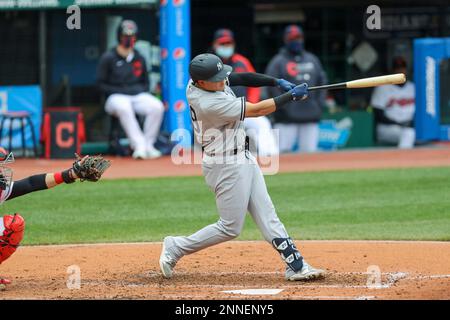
213;28;235;44
189;53;233;82
284;24;304;42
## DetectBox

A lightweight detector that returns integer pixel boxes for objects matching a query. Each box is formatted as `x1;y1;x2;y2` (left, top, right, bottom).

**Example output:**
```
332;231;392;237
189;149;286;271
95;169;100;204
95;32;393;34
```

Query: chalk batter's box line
147;271;450;281
82;281;378;289
83;271;412;290
85;271;450;290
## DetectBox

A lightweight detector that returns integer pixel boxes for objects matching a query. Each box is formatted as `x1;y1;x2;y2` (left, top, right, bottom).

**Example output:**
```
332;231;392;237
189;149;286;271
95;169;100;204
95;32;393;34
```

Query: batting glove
291;83;309;101
276;79;296;92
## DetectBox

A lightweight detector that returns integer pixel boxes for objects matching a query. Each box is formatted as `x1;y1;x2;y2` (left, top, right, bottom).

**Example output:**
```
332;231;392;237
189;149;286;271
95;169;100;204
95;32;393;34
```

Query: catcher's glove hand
72;153;111;182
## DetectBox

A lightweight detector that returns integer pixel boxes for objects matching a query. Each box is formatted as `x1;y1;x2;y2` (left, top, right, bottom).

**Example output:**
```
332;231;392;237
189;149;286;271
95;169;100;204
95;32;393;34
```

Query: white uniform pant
244;116;278;156
274;123;319;153
168;152;289;260
377;124;415;149
105;93;164;152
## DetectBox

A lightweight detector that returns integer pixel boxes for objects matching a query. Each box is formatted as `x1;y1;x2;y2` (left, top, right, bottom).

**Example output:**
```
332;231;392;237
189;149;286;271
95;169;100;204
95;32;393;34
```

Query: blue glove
276;79;296;92
291;83;308;101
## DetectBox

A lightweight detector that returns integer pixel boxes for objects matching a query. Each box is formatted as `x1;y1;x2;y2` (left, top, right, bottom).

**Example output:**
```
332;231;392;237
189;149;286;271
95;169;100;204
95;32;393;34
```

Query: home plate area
1;241;449;299
139;270;409;300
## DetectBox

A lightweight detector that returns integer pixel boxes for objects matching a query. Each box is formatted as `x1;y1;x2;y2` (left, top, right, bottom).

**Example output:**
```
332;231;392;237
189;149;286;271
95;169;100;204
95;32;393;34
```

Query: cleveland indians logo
132;61;143;77
386;98;415;108
286;62;299;77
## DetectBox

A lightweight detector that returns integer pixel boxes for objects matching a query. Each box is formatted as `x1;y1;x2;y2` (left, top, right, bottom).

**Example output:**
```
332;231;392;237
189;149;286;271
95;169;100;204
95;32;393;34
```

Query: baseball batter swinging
159;53;325;281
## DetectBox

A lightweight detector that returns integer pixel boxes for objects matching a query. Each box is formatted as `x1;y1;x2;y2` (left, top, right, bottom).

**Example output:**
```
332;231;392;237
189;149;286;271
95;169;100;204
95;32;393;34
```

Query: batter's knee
218;219;243;239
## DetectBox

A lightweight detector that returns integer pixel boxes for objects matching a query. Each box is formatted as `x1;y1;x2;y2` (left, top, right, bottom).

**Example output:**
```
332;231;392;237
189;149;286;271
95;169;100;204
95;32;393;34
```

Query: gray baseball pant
168;152;289;260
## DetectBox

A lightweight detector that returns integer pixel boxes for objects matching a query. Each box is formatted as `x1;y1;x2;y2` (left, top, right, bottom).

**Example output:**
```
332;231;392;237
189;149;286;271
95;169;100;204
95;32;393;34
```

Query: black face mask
286;40;304;54
121;36;136;49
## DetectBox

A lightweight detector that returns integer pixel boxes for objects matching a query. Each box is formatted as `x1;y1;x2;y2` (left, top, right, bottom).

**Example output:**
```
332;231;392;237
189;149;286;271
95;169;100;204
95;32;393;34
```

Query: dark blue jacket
265;48;327;123
97;48;149;98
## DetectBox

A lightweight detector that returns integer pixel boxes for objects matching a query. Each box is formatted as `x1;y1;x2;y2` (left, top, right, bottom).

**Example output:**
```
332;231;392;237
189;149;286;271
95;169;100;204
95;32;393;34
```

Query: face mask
121;36;136;49
215;46;234;59
286;40;304;54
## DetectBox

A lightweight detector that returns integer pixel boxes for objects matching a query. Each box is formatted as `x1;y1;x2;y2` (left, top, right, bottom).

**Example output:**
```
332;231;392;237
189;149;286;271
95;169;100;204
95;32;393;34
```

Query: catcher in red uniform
0;147;110;289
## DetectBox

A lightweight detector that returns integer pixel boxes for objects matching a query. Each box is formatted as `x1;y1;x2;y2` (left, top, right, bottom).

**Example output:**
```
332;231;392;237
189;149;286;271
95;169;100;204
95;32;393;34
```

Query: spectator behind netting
370;57;415;149
96;19;164;160
265;25;328;153
211;28;278;156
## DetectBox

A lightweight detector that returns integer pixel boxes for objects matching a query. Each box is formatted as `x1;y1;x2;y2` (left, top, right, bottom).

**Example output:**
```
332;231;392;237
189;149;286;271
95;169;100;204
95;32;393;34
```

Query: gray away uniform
167;80;291;260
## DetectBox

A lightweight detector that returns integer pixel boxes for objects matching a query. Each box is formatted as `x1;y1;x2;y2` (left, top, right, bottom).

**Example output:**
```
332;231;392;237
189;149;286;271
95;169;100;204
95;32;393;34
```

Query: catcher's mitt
72;154;111;182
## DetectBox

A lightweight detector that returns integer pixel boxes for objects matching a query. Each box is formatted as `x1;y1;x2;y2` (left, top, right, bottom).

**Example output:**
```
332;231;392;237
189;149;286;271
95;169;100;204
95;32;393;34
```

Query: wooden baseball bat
308;73;406;91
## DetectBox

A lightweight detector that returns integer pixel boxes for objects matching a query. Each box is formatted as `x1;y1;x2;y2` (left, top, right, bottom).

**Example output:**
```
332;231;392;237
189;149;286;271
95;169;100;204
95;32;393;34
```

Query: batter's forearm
245;87;305;118
245;99;276;118
229;73;278;87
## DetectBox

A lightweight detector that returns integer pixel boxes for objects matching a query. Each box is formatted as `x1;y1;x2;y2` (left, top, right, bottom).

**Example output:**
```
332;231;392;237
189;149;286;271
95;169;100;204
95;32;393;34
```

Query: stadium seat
0;111;38;157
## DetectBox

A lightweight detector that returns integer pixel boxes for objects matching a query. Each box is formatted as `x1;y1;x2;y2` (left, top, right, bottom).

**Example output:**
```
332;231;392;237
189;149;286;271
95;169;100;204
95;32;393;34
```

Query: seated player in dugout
159;54;325;281
211;28;278;156
97;19;165;160
0;148;110;289
370;56;416;149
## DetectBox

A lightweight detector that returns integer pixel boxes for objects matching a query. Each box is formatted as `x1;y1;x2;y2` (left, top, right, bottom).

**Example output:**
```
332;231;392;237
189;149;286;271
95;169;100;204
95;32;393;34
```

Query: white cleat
132;149;148;160
146;147;162;159
285;261;326;281
159;236;177;279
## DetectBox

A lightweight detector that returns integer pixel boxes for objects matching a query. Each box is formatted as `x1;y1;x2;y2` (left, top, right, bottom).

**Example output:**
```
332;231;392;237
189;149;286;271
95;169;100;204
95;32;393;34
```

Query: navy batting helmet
189;53;232;82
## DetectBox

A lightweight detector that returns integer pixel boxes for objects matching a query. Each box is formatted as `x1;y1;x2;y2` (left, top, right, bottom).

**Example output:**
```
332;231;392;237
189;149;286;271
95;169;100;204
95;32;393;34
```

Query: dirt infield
0;241;449;299
1;146;450;299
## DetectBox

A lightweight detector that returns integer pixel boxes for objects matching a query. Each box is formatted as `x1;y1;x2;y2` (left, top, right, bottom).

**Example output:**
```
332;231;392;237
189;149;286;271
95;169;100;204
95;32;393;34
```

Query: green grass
3;166;450;245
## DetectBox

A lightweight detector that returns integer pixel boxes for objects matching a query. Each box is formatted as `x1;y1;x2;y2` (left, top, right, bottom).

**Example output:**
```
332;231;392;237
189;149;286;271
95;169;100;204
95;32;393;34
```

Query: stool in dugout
0;111;38;157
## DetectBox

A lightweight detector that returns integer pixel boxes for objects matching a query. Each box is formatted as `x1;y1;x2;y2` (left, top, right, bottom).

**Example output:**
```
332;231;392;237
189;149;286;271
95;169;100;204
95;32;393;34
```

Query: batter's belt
203;136;249;157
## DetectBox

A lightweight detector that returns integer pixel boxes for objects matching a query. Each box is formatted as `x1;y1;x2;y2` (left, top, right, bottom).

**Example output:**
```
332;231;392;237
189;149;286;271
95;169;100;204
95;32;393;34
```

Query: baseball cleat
285;261;326;281
159;236;177;279
0;278;11;290
132;149;148;160
146;147;162;159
